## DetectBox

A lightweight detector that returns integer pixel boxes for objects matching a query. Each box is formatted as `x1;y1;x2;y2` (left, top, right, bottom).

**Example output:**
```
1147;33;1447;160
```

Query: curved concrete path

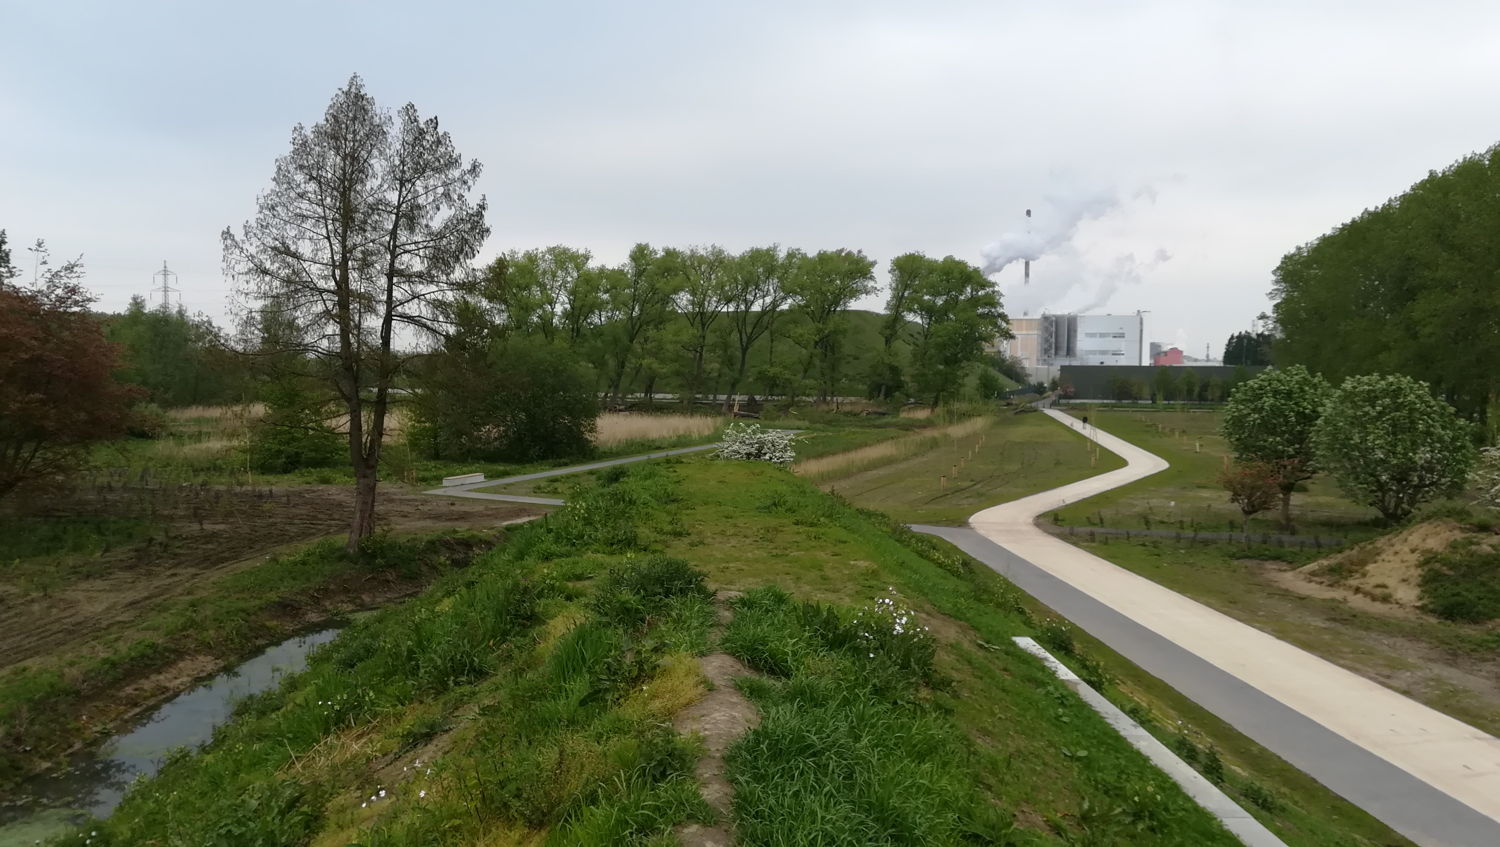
917;409;1500;847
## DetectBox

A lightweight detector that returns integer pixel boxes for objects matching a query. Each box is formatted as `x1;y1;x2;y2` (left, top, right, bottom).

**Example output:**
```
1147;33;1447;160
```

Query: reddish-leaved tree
1218;459;1283;535
0;259;140;499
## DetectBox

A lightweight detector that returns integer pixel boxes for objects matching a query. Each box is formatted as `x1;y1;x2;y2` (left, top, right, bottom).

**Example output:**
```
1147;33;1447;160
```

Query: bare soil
0;486;542;671
1281;519;1491;614
673;591;760;846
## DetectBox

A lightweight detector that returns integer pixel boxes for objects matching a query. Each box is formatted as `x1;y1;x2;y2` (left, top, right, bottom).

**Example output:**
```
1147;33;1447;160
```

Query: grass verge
803;411;1121;525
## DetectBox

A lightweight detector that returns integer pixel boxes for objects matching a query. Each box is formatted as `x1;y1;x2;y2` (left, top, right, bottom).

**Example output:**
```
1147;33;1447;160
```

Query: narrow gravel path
917;409;1500;847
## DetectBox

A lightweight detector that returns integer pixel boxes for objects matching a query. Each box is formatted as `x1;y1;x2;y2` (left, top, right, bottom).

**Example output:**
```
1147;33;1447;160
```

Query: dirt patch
0;486;542;670
673;592;761;845
1261;564;1427;620
1282;520;1489;614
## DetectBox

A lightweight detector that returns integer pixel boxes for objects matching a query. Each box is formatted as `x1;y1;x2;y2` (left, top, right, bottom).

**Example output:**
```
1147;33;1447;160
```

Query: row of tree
1219;365;1475;527
1271;144;1500;424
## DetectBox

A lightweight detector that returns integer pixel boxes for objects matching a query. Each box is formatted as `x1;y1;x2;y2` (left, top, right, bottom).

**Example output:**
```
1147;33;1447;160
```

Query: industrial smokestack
1023;209;1032;285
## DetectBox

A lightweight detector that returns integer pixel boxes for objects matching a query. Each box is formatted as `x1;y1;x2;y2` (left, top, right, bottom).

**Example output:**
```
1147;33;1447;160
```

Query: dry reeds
593;413;721;448
795;417;989;482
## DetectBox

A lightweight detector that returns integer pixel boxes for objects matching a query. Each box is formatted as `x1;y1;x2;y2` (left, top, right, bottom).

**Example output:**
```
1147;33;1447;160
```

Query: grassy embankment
60;458;1408;846
475;408;956;498
1051;406;1500;737
799;411;1124;526
0;532;497;791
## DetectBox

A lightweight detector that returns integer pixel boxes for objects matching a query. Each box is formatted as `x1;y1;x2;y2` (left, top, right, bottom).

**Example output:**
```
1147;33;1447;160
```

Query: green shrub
125;402;169;439
589;555;712;630
248;382;345;474
411;336;598;462
1420;539;1500;622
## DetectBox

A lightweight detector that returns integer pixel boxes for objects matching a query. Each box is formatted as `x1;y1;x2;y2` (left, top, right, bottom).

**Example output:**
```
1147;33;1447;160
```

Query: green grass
659;460;1405;845
41;459;1412;845
805;411;1122;525
1052;407;1382;540
0;531;490;790
1419;538;1500;623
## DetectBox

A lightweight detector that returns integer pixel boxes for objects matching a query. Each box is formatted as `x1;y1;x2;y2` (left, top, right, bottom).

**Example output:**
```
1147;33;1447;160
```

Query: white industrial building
995;312;1146;382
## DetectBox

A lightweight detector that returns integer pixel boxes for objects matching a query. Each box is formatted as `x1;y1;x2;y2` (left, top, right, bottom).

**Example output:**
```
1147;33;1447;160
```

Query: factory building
996;312;1146;382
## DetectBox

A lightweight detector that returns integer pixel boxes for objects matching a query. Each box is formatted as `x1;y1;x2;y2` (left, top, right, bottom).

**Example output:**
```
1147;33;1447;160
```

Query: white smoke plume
980;183;1167;316
1076;248;1172;313
978;188;1119;277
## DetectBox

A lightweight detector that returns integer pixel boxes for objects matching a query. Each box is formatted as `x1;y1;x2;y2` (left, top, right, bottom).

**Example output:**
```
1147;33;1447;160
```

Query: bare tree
223;76;488;550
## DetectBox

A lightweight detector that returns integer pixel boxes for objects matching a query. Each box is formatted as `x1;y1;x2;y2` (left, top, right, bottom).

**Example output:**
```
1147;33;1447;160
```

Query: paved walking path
917;409;1500;847
424;443;722;505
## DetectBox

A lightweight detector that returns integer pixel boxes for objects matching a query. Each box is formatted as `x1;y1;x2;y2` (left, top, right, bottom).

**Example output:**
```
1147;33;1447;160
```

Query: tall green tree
868;252;927;400
673;245;733;406
600;244;683;403
491;245;600;343
785;249;876;402
1313;373;1475;522
1223;330;1274;366
904;256;1007;407
720;246;793;410
1219;365;1332;530
1272;144;1500;423
223;76;488;550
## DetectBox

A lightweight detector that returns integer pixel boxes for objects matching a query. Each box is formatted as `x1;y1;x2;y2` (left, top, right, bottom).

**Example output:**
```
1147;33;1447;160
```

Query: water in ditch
0;628;341;845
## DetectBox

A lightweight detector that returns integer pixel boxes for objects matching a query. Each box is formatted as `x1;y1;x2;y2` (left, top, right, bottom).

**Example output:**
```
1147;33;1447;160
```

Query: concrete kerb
1013;637;1287;847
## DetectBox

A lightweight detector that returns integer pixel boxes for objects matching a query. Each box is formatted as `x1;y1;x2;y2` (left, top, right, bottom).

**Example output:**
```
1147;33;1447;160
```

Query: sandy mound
1285;520;1486;610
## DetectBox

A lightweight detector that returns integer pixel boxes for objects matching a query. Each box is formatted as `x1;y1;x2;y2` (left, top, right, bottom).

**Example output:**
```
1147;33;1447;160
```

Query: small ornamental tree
1312;374;1476;523
1218;460;1282;534
1220;364;1331;530
716;423;797;466
0;261;140;499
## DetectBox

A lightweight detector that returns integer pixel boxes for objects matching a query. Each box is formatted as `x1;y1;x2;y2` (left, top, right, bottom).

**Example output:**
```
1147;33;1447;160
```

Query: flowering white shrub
852;589;935;678
716;422;798;466
1312;373;1476;522
1473;446;1500;510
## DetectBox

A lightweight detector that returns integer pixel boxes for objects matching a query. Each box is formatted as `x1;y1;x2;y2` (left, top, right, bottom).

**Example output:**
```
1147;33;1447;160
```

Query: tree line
1271;143;1500;425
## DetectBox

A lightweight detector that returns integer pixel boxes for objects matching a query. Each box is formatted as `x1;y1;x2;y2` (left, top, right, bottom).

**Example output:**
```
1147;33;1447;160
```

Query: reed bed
794;417;989;482
593;412;721;448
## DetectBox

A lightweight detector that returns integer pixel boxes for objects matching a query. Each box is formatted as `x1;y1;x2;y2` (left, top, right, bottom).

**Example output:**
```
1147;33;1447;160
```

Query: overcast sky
5;0;1499;356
